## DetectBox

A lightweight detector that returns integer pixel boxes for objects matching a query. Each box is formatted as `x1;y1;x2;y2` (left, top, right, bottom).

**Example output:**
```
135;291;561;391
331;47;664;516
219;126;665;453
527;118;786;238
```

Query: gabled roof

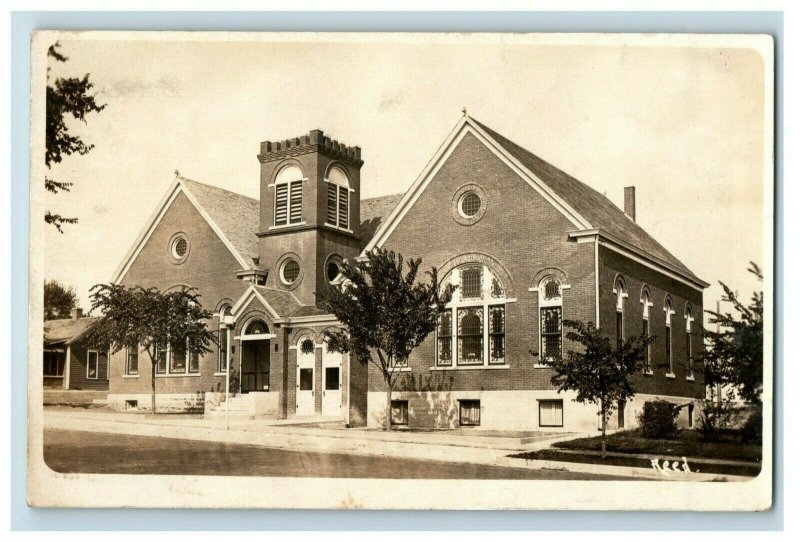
360;193;404;241
362;114;706;289
178;178;261;267
43;317;101;346
472;120;699;280
230;283;303;320
111;176;260;283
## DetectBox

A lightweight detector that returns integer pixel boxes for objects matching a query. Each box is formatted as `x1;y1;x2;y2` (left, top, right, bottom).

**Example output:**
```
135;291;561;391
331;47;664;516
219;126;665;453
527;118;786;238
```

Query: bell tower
256;129;364;306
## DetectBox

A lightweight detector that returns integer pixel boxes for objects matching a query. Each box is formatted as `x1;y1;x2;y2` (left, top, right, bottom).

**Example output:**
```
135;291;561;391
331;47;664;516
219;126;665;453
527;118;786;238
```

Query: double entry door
295;342;342;417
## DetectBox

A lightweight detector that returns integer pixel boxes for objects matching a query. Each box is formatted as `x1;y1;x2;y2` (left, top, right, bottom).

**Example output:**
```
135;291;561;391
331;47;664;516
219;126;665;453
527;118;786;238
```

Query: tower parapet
258;129;363;167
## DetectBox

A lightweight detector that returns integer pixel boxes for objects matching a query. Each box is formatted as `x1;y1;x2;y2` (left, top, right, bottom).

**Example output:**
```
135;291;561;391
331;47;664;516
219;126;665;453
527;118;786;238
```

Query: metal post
225;324;231;430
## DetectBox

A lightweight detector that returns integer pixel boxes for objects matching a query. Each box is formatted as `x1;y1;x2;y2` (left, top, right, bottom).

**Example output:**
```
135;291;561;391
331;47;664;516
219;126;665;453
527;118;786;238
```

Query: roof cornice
569;229;709;291
109;177;251;284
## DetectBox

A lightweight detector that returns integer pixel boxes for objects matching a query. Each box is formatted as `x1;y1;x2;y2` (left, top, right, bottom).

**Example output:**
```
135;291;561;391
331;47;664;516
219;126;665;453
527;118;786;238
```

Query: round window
173;238;188;257
326;260;342;283
459;191;481;217
281;259;301;284
169;234;190;262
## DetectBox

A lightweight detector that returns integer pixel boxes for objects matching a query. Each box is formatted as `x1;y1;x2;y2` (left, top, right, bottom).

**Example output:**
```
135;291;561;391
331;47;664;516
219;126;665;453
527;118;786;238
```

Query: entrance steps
205;395;255;420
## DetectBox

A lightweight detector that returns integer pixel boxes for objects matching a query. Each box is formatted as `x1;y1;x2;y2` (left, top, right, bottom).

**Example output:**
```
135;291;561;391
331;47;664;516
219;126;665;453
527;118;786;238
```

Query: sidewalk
42;408;752;482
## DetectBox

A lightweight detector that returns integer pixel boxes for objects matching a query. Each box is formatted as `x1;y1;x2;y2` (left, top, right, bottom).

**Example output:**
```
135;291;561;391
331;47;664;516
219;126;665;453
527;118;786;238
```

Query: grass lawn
509;449;760;477
553;429;762;463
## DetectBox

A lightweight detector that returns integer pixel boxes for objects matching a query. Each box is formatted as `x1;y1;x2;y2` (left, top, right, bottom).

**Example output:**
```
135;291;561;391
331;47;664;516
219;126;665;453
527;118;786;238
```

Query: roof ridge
471;117;698;280
178;176;259;205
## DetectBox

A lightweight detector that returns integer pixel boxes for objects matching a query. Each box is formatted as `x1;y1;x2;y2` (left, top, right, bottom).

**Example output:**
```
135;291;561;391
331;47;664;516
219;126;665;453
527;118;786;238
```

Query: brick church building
106;114;708;432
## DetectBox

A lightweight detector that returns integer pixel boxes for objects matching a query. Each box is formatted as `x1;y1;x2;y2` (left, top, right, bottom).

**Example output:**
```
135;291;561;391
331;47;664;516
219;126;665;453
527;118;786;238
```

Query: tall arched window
685;304;695;379
539;277;563;362
614;277;627;350
664;295;675;376
436;264;507;367
274;165;304;226
641;287;653;373
325;166;350;230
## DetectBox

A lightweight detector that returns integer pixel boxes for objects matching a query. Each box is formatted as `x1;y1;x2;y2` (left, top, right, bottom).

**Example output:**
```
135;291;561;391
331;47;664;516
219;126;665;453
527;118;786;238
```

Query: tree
45;41;105;233
703;262;763;404
537;320;651;458
44;279;78;320
318;248;454;430
84;284;216;414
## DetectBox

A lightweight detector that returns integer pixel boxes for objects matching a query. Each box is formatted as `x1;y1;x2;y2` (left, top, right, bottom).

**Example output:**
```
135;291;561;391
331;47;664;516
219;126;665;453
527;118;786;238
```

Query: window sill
269;222;307;231
155;373;202;378
430;364;511;371
214;372;229;377
324;223;354;234
665;373;676;379
643;370;654;376
686;375;696;382
389;367;412;373
534;364;552;369
122;374;140;379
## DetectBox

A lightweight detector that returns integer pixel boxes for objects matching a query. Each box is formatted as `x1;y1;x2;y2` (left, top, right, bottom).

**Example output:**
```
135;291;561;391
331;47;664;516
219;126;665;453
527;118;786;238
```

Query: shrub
739;406;763;444
638;399;680;439
699;390;739;438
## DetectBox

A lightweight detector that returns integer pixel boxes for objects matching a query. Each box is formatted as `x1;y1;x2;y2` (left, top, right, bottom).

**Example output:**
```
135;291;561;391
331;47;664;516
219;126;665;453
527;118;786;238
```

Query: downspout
594;236;600;328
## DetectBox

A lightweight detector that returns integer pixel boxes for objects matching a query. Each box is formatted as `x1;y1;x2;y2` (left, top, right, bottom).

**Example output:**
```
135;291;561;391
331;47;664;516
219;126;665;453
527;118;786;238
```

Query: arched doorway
240;318;271;394
295;337;316;416
322;340;343;417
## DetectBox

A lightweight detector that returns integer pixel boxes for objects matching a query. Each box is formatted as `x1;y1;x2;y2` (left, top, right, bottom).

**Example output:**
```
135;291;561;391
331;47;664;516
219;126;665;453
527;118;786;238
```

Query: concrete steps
205;395;254;420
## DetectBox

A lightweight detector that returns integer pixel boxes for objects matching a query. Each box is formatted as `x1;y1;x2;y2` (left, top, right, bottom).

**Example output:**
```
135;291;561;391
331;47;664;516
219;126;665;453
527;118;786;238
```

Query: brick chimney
71;307;83;320
624;186;636;222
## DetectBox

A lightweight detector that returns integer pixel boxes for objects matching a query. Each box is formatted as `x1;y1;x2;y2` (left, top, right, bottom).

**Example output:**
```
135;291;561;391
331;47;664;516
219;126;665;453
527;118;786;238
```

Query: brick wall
372;131;597;394
112;190;250;396
598;245;705;399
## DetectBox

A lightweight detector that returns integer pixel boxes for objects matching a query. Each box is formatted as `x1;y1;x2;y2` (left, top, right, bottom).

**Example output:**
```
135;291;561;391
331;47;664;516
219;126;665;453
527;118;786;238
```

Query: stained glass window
489;305;505;364
460;266;483;299
541;307;562;360
437;311;452;366
458;307;483;364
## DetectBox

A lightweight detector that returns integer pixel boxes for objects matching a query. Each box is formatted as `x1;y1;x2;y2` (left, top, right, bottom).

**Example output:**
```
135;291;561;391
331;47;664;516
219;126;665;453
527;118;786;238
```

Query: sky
41;34;769;316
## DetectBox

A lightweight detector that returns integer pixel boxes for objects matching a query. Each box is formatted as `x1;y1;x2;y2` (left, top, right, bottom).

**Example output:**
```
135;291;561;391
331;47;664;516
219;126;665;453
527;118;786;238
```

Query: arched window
245;319;270;336
640;287;653;373
274;165;304;226
664;295;675;375
300;338;315;354
325;166;350;230
436;264;507;367
614;277;627;350
539;277;563;362
685;304;695;379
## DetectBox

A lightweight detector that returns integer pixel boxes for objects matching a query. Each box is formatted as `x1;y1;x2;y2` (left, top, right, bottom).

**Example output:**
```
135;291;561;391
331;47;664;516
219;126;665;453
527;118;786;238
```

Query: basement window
459;400;481;426
390;400;409;426
539;400;564;427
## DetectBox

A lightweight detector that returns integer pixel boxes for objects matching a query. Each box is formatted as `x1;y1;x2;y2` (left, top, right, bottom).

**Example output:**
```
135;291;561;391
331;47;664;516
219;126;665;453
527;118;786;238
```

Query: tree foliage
538;320;651;456
83;284;215;413
703;262;764;404
43;279;78;320
317;248;454;429
45;42;105;233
